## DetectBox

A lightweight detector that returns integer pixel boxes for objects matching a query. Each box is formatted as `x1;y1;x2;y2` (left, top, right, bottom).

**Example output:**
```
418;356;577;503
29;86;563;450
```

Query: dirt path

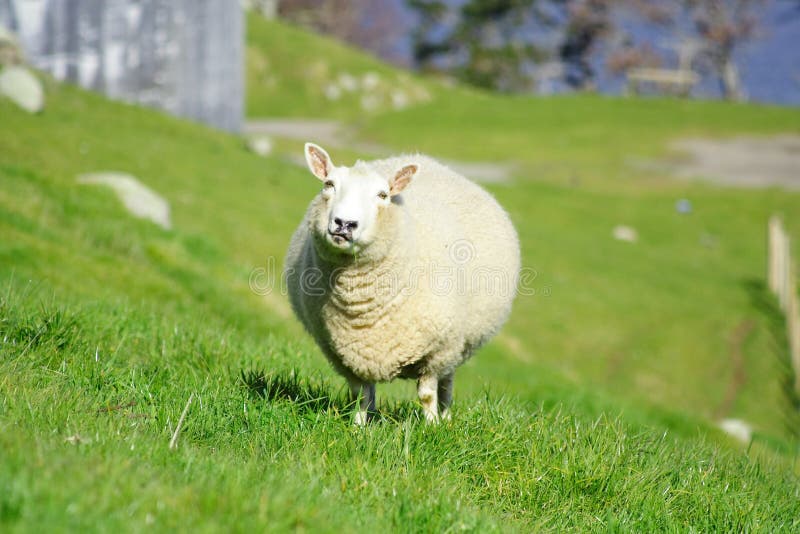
669;135;800;190
245;118;514;183
245;119;345;146
249;120;800;189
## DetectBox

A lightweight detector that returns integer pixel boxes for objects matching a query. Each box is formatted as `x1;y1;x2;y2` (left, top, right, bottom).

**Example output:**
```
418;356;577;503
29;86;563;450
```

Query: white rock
362;71;380;90
0;66;44;113
612;225;638;243
718;418;753;444
338;72;358;92
324;83;342;101
78;172;172;230
247;135;273;157
391;90;409;110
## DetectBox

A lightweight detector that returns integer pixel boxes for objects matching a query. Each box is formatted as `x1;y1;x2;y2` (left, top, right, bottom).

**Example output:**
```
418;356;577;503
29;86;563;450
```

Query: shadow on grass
240;368;339;413
238;368;419;423
742;278;800;438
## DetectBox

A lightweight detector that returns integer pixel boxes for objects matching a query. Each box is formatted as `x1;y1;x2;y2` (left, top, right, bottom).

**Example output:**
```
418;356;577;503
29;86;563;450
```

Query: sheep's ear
304;142;333;181
390;164;418;196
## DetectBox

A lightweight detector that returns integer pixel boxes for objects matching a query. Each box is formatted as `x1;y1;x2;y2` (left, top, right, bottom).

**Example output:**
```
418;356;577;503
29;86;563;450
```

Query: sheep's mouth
317;230;364;259
327;231;353;247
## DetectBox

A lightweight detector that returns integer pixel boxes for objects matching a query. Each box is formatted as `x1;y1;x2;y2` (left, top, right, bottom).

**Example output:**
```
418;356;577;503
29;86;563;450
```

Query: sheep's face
304;143;417;259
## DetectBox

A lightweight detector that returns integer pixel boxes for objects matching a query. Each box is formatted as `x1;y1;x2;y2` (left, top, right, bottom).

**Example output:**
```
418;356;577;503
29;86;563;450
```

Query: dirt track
245;119;513;183
670;135;800;190
248;120;800;189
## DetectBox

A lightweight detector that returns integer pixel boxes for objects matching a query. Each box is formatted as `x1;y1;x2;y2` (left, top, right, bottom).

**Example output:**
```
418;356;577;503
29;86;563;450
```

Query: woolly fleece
285;154;520;384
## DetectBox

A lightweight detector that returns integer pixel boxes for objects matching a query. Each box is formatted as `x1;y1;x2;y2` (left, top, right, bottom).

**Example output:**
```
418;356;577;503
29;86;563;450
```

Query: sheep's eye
378;191;388;200
323;180;335;190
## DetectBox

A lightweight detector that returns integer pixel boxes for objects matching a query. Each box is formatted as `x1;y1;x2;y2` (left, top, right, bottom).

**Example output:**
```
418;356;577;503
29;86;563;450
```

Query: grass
247;17;800;440
246;15;439;121
0;14;799;531
2;298;799;531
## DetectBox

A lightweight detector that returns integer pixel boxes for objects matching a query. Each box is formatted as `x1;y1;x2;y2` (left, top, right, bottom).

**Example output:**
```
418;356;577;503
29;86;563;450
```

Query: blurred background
2;0;799;132
271;0;800;105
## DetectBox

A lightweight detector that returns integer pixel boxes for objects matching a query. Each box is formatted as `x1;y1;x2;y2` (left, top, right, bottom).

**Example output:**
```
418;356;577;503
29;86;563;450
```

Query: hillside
0;16;799;531
247;16;800;440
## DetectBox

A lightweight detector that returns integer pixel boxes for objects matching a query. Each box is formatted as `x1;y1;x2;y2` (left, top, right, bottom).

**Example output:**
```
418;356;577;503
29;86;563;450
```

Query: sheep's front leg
417;375;439;423
348;377;376;426
437;372;454;421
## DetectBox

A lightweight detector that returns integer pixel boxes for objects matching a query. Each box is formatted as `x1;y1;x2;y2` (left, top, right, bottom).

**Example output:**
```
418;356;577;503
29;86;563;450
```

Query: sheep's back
372;155;519;272
371;156;520;347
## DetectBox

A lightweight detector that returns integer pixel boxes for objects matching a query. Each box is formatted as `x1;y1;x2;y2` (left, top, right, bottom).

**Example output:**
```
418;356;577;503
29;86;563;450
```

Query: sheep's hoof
424;411;440;425
353;410;369;426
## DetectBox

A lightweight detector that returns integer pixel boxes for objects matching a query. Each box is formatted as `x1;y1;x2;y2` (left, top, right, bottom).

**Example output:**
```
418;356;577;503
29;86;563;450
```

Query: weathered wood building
0;0;243;132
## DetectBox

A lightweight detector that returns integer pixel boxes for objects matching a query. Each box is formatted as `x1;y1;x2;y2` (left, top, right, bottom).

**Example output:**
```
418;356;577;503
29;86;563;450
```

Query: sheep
285;142;520;424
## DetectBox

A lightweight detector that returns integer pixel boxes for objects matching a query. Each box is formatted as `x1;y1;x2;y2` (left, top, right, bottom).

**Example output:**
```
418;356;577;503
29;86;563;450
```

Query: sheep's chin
314;233;365;260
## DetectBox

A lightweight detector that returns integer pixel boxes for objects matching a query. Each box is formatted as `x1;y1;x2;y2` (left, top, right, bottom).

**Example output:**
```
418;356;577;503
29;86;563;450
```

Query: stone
391;90;410;110
77;172;172;230
718;418;753;444
338;72;358;92
612;225;638;243
361;72;380;90
0;66;44;113
324;83;342;101
247;135;273;157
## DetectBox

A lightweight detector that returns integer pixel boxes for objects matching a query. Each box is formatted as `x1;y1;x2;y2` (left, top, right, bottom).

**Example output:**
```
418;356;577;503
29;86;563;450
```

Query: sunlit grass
0;16;799;531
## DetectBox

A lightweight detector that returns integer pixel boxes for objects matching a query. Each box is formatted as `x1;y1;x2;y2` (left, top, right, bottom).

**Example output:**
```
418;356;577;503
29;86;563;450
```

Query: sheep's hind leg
437;372;454;421
417;375;439;423
348;377;376;426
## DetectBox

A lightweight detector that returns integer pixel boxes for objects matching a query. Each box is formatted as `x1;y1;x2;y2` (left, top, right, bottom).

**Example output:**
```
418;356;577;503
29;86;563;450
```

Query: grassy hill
0;15;799;531
247;16;800;439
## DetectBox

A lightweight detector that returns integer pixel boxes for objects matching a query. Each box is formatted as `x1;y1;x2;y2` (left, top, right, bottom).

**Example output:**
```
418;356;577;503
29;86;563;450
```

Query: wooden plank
627;68;699;86
768;216;781;294
767;215;800;392
778;230;789;311
788;261;800;393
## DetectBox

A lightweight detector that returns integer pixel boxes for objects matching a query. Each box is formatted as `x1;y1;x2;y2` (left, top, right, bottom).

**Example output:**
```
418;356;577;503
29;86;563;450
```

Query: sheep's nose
333;218;358;232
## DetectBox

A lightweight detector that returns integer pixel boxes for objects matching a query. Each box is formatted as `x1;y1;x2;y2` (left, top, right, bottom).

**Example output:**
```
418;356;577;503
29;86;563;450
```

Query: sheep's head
304;142;417;260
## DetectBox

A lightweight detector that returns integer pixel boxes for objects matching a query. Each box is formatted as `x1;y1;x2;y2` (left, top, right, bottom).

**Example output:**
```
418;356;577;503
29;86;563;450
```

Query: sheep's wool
285;155;520;383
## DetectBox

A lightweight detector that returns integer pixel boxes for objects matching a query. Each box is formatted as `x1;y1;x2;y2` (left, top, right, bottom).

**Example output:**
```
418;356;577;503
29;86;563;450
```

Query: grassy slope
246;14;437;121
0;17;798;531
248;16;800;441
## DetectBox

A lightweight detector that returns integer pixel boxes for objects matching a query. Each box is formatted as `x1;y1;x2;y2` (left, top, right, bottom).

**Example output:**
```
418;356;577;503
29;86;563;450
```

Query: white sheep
285;143;520;423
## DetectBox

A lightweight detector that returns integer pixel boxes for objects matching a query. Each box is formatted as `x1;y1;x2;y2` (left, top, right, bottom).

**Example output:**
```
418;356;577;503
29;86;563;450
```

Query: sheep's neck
325;246;412;324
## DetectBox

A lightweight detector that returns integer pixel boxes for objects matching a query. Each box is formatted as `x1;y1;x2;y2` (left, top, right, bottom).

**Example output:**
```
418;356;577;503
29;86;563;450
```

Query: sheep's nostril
334;217;343;228
346;221;358;231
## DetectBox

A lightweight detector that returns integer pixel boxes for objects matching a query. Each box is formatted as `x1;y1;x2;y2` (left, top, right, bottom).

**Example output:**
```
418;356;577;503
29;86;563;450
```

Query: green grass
246;16;800;440
1;16;800;531
2;297;799;531
246;16;440;121
361;93;800;180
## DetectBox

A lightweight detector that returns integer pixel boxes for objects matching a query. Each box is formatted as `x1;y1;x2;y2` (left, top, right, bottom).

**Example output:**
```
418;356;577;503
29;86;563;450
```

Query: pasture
1;15;799;531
